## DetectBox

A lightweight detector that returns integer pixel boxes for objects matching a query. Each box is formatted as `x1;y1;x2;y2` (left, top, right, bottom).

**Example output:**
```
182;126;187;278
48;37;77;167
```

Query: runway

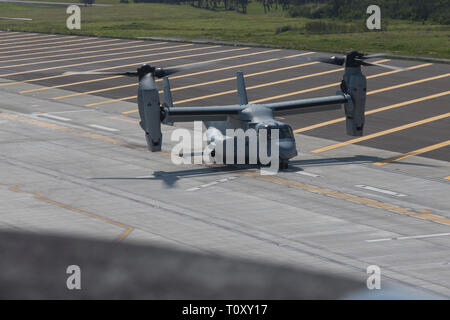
0;30;449;298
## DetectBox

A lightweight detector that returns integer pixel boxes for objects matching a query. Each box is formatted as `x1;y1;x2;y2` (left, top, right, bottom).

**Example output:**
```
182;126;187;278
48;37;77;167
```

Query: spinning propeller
63;61;212;78
312;51;407;70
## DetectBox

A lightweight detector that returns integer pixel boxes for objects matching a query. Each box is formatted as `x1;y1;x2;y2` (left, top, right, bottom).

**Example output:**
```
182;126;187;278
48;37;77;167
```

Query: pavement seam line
2;183;133;242
2;110;448;228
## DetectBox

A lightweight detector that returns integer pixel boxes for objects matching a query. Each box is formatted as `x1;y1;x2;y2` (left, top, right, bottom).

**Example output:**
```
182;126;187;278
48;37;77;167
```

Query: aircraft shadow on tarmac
91;155;438;188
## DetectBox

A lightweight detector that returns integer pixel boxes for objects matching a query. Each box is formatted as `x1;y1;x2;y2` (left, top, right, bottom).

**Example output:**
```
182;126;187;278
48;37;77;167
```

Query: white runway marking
38;114;71;121
366;232;450;243
355;184;407;197
296;171;320;177
0;17;33;21
136;175;155;179
89;124;119;132
187;176;237;191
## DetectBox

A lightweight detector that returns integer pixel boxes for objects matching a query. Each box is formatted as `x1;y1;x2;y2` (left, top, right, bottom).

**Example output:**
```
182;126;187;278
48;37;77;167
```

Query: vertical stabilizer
236;72;248;105
162;76;173;108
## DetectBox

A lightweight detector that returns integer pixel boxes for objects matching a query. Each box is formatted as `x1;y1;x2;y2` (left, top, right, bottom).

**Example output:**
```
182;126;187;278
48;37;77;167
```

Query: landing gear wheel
279;159;289;170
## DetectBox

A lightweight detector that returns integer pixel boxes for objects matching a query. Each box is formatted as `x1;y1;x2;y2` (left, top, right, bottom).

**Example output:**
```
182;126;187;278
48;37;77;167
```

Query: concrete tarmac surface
0;31;449;298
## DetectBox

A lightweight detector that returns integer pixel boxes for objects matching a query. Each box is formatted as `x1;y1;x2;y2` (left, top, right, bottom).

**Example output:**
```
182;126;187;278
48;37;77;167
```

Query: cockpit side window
279;125;294;139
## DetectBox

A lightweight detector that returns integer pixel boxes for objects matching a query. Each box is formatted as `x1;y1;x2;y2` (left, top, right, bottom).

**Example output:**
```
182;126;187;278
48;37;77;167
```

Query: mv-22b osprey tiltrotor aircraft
70;51;431;169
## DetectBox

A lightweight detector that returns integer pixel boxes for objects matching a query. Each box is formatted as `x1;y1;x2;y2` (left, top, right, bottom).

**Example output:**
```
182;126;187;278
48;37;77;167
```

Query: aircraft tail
236;72;248;105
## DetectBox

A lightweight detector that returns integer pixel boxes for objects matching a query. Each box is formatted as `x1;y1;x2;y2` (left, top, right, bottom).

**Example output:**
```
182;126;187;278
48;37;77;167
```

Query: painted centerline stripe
2;110;449;227
250;63;430;104
0;39;145;63
294;89;449;134
0;38;120;56
355;185;407;197
0;47;248;86
296;171;321;177
89;124;120;132
366;232;450;242
243;171;450;225
0;42;177;69
122;58;387;114
186;176;237;191
55;60;318;101
373;140;450;165
311;113;450;153
0;34;58;44
37;114;71;122
0;17;32;21
21;48;284;95
91;50;310;107
0;37;96;52
0;45;219;77
0;39;136;59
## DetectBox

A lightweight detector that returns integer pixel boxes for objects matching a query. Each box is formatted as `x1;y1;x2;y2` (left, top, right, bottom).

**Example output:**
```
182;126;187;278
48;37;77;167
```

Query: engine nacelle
343;66;367;136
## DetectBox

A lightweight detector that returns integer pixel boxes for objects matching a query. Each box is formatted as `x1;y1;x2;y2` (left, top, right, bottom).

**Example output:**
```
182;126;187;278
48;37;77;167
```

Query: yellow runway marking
0;38;123;57
251;63;430;104
0;43;186;70
142;59;390;106
172;68;343;105
25;48;286;95
0;33;41;41
0;32;36;39
244;172;450;226
0;40;146;63
121;59;390;114
90;50;312;107
0;47;250;87
0;44;217;77
0;41;167;67
311;113;450;153
0;36;95;51
0;112;131;146
3;183;132;242
2;110;448;230
294;90;450;133
373;140;450;166
368;73;450;95
0;43;188;70
0;34;59;44
54;60;317;101
21;75;125;93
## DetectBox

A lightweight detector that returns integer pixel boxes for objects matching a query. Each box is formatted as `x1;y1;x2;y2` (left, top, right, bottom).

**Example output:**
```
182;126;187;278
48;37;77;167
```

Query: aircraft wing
163;105;244;123
263;95;350;116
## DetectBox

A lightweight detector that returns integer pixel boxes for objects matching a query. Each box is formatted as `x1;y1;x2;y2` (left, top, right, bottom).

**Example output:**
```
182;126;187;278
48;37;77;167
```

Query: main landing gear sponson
279;159;289;170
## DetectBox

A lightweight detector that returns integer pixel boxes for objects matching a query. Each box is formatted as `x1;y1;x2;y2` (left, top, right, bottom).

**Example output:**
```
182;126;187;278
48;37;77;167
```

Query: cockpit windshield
259;124;294;140
279;125;294;139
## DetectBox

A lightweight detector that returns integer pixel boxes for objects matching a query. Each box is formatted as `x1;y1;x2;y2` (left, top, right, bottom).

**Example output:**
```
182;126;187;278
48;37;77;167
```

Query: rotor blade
364;53;450;65
62;71;138;76
311;56;346;66
360;61;407;71
164;60;216;74
154;61;217;78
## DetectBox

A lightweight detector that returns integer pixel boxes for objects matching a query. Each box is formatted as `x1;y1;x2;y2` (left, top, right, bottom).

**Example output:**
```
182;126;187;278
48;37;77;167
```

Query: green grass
0;1;448;58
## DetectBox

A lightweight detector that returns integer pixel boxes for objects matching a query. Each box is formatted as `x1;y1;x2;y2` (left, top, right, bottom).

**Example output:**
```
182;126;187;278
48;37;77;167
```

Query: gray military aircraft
66;51;448;169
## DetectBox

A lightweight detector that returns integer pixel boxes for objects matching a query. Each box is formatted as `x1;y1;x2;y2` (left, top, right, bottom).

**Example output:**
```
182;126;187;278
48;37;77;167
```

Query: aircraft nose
278;139;298;160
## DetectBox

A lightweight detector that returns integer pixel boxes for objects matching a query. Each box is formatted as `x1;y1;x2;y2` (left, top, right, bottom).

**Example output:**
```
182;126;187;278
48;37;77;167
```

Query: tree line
129;0;450;24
